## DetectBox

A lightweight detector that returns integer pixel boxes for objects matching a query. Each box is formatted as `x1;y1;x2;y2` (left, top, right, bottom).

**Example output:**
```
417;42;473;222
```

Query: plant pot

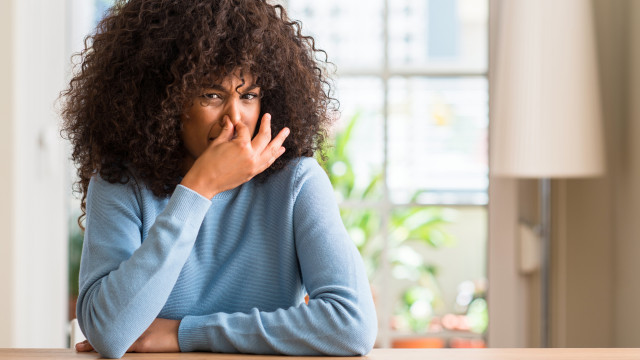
391;337;445;348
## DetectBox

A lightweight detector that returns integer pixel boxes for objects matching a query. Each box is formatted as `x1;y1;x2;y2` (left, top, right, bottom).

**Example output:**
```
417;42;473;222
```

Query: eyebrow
205;83;261;93
243;84;260;91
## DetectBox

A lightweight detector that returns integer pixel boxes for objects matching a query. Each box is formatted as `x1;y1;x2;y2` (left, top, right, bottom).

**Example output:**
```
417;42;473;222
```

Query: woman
60;0;377;358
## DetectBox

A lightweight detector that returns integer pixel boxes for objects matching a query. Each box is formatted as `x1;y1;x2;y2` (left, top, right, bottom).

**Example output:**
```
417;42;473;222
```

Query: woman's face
181;71;261;171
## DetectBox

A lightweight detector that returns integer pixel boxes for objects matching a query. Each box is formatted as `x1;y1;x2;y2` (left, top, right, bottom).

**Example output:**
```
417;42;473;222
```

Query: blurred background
0;0;638;350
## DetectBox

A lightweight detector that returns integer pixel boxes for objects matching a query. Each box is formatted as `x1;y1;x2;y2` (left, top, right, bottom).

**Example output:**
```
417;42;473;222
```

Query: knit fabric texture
76;157;377;358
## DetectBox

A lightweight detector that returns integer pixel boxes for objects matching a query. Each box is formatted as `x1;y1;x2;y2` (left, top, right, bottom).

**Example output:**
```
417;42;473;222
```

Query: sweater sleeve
177;158;378;356
76;177;211;359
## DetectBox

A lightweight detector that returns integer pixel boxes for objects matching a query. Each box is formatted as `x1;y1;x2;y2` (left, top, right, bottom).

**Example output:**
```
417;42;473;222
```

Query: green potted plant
318;112;456;344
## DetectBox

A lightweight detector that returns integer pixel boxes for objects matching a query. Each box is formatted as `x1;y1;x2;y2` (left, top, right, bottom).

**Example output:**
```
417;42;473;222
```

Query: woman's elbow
354;319;378;355
81;332;129;359
78;317;131;359
94;345;128;359
333;312;378;356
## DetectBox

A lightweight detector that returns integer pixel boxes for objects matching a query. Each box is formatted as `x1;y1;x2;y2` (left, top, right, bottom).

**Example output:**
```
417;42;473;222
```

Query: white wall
0;0;69;348
487;177;529;347
0;0;17;346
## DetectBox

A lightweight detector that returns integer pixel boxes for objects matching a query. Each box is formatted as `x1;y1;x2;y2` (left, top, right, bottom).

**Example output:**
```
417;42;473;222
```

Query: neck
181;156;195;176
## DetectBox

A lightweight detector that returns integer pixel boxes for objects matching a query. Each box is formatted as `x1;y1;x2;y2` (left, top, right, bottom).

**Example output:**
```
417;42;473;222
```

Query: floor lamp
490;0;605;347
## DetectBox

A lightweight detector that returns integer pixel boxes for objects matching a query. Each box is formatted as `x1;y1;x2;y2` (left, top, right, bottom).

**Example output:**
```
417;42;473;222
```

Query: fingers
251;113;273;151
258;126;289;170
253;113;289;156
211;116;234;145
233;115;252;141
268;126;290;154
75;340;94;352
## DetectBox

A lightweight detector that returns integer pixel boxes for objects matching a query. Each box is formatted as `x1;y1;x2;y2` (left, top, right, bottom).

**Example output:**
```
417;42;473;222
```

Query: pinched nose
224;98;242;125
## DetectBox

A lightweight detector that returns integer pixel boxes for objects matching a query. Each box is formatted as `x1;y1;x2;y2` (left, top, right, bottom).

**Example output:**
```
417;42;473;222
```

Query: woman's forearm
77;180;211;358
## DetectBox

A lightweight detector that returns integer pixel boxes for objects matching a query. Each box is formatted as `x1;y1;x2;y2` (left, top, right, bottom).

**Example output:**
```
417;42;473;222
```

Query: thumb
211;116;234;145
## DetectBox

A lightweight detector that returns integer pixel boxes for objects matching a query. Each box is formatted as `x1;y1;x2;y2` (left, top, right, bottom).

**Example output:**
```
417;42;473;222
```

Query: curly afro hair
60;0;336;225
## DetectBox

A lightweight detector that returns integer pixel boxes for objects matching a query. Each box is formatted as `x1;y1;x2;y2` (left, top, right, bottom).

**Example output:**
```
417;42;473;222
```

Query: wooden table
2;348;640;360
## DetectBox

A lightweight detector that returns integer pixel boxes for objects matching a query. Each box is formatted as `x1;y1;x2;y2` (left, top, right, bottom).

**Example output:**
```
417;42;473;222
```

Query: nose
224;97;242;125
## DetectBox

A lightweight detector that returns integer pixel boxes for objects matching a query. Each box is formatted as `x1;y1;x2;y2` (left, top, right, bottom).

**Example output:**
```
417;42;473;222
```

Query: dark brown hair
60;0;335;225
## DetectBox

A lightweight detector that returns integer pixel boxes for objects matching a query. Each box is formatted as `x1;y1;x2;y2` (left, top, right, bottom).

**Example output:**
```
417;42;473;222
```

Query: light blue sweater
76;157;377;358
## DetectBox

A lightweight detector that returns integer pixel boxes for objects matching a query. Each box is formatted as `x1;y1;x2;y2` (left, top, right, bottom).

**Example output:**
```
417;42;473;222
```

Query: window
286;0;489;348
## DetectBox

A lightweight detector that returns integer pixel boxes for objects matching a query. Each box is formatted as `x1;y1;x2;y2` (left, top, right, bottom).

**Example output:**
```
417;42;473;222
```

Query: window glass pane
389;206;487;344
287;0;384;71
95;0;115;24
326;77;385;202
388;77;488;205
389;0;488;72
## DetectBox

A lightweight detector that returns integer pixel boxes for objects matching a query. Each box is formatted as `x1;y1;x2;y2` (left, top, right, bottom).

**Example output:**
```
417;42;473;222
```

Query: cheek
181;122;201;155
181;110;215;156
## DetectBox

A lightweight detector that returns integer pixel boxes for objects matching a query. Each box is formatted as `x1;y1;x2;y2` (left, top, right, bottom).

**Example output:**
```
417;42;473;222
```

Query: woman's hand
181;113;290;199
75;318;181;353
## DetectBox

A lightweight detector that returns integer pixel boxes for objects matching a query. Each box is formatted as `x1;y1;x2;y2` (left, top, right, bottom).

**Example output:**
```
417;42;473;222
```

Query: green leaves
390;207;455;248
321;110;458;334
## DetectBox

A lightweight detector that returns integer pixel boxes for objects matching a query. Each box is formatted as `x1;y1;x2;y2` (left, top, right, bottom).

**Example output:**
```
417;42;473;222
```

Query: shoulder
289;156;328;181
89;171;139;196
256;157;331;202
86;171;154;215
294;156;327;176
287;157;334;200
266;156;328;188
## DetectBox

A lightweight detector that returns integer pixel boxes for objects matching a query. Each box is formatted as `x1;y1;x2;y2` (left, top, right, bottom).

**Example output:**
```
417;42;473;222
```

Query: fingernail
284;128;290;136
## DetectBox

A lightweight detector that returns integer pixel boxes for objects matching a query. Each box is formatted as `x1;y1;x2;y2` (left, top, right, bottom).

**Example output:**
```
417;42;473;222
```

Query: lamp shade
491;0;605;178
